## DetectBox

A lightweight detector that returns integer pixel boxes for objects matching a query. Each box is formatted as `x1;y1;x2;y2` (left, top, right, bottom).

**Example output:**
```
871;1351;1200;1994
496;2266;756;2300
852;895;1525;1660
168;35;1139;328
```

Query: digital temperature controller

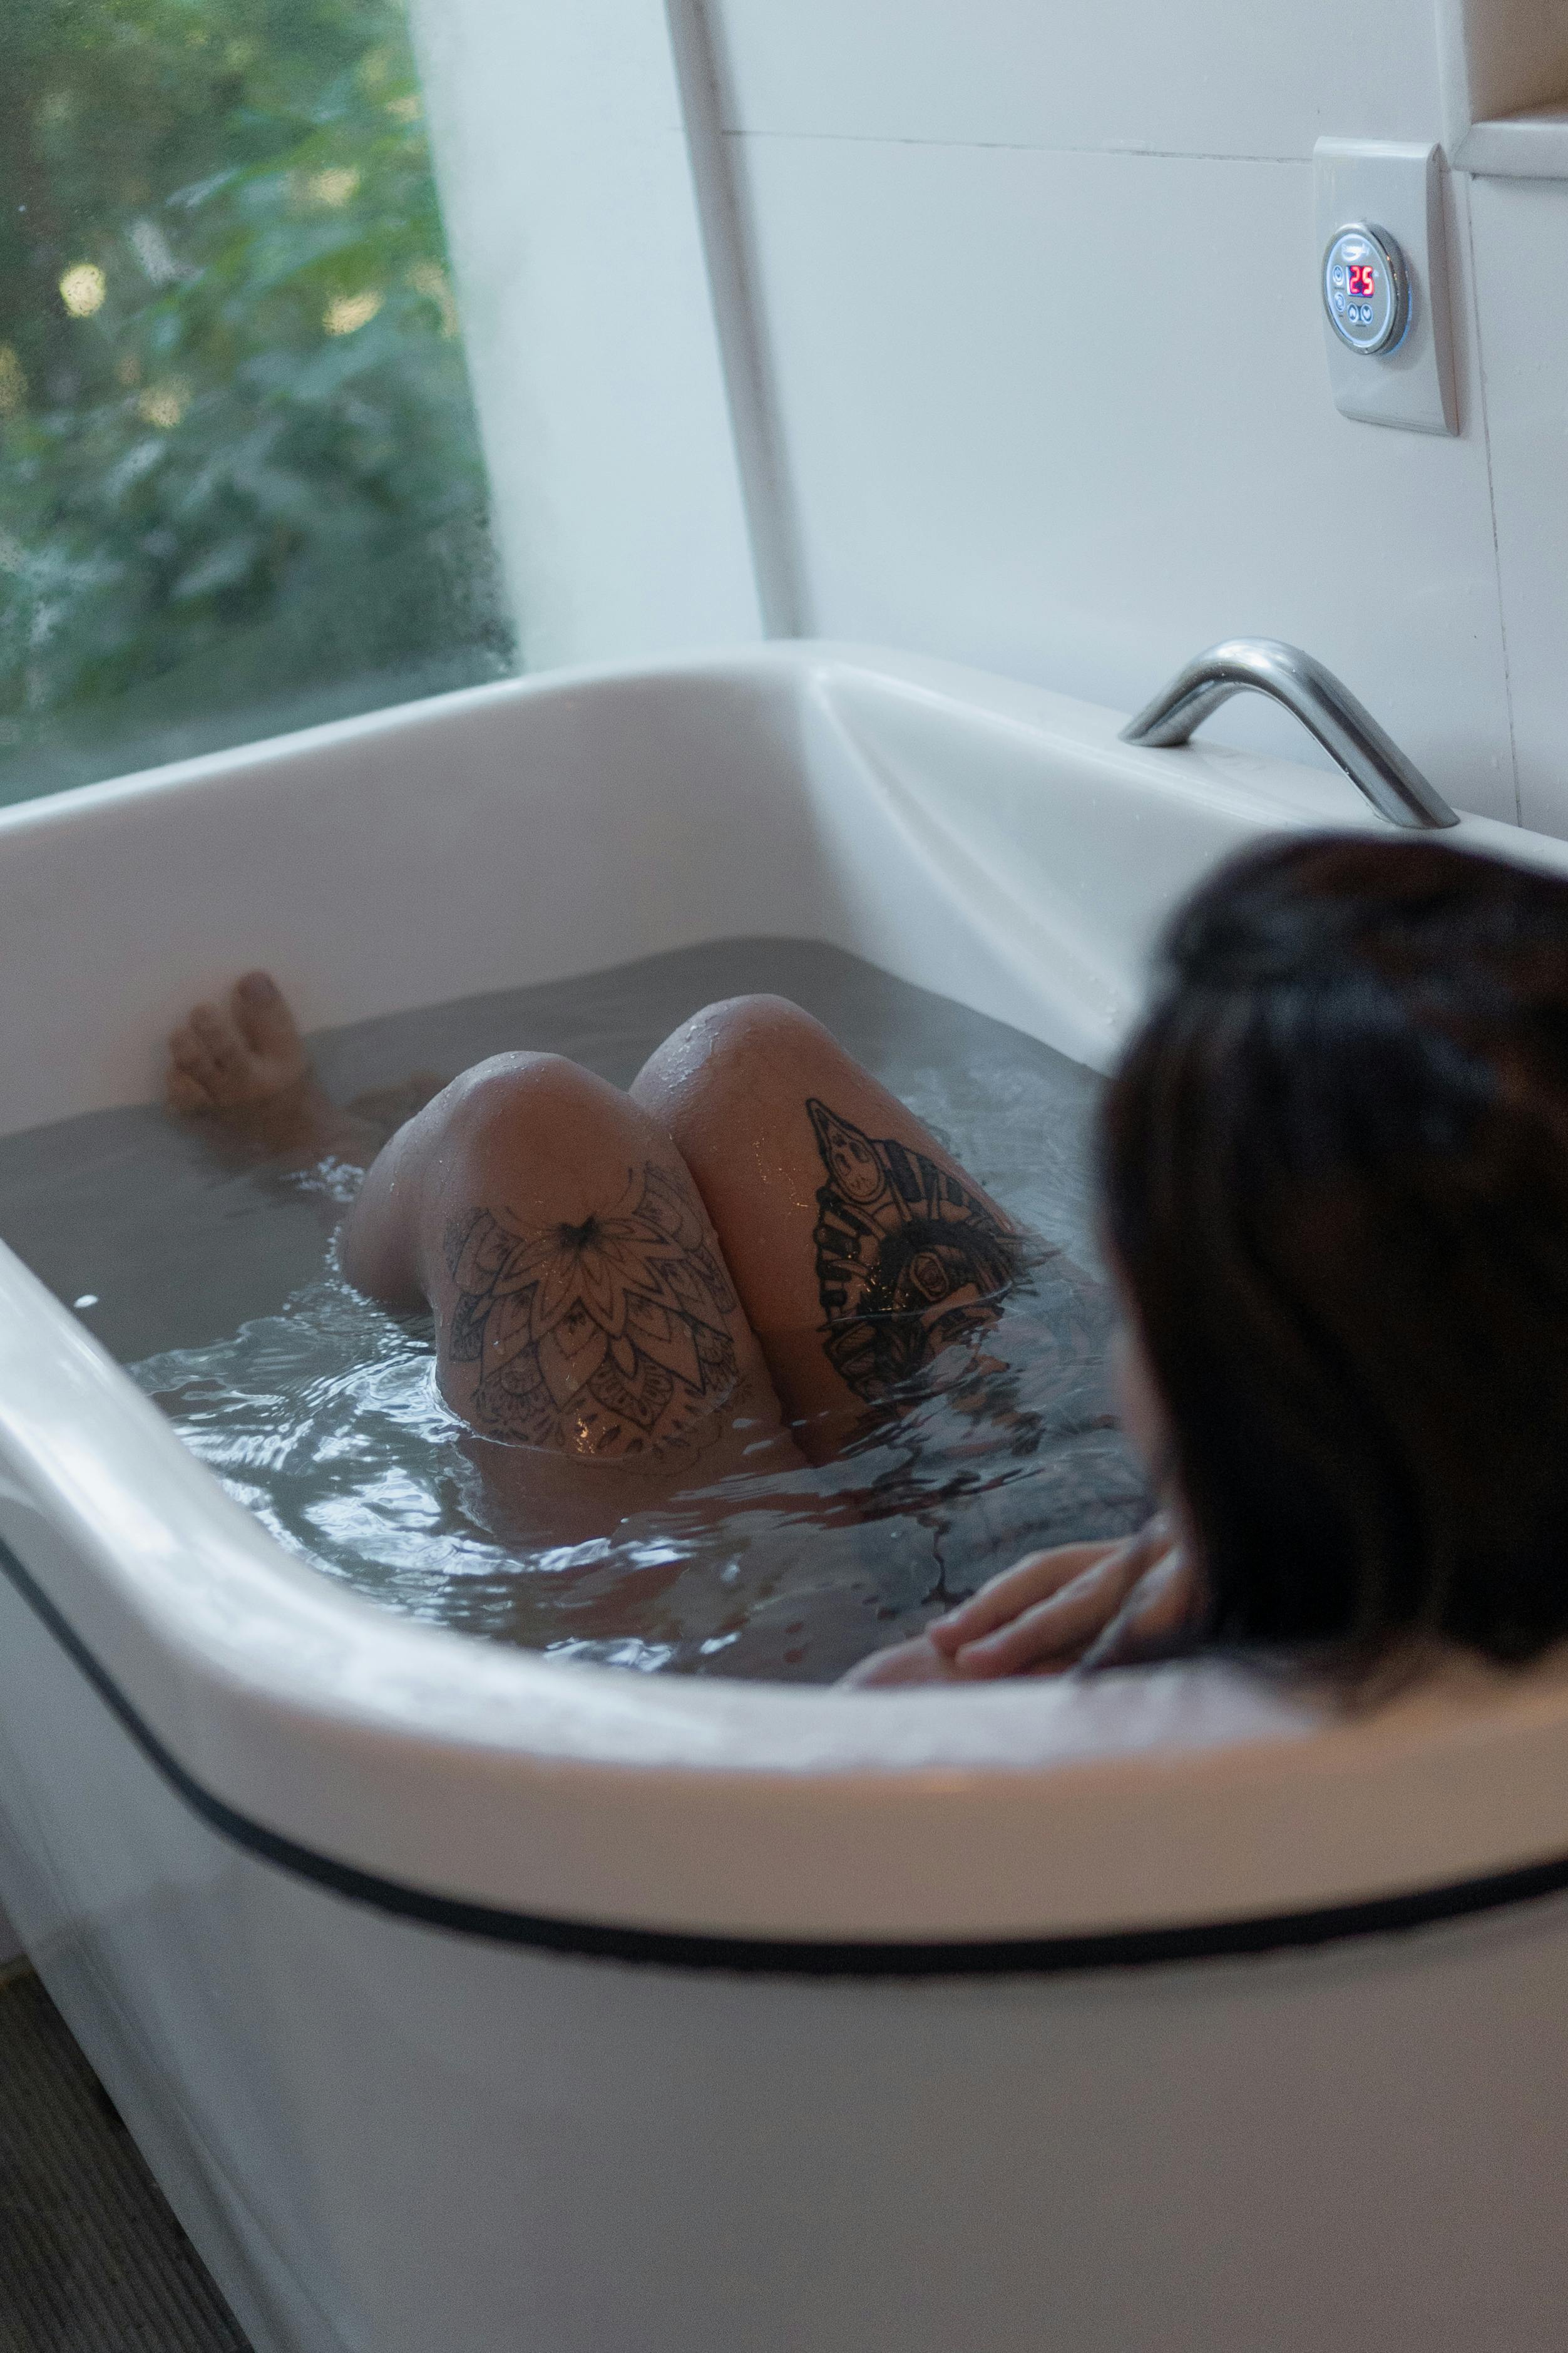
1323;222;1409;356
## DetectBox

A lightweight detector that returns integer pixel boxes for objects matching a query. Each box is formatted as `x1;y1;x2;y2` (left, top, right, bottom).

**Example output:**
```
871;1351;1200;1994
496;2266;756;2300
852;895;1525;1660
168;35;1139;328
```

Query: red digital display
1347;262;1376;300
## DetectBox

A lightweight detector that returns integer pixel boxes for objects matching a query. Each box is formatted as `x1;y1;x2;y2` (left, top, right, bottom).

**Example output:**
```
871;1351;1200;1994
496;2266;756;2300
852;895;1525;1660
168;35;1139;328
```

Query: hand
839;1634;965;1689
924;1517;1198;1679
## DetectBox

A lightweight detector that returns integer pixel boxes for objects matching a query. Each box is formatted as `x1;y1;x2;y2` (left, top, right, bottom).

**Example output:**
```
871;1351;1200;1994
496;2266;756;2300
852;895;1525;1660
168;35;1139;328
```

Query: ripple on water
131;1247;1147;1684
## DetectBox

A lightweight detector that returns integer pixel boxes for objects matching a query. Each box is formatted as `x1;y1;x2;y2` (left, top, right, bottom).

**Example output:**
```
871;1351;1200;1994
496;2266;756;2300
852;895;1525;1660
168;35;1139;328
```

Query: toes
165;973;308;1122
233;971;305;1070
190;1001;245;1078
166;1068;213;1115
169;1022;218;1083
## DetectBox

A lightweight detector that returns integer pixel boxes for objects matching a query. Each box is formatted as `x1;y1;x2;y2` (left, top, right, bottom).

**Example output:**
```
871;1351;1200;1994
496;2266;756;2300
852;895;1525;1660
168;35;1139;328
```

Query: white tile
1470;176;1568;835
739;136;1516;817
712;0;1444;163
1454;0;1568;125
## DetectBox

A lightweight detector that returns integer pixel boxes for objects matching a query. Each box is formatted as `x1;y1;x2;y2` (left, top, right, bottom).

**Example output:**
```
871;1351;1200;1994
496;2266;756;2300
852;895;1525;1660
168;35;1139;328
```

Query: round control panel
1323;222;1409;356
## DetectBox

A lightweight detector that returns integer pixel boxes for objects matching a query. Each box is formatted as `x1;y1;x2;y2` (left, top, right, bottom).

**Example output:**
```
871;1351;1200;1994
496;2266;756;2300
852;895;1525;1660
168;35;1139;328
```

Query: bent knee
699;992;822;1040
637;996;828;1099
436;1051;639;1167
631;996;855;1174
446;1049;608;1118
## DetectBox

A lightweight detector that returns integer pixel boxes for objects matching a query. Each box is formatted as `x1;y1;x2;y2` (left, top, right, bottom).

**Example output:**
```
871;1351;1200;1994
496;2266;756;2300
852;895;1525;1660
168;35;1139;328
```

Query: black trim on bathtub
6;1529;1568;1979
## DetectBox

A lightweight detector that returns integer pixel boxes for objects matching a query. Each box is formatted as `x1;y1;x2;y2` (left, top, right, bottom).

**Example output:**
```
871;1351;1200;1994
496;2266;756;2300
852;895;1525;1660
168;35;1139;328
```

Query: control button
1322;222;1409;356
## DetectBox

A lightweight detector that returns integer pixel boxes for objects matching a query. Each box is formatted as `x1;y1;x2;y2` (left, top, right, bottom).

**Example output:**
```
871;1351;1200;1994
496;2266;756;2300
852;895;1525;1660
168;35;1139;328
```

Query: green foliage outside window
0;0;516;806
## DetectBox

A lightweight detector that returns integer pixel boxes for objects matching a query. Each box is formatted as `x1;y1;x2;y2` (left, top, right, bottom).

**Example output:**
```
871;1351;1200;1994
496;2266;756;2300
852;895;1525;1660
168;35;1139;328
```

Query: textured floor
0;1964;253;2353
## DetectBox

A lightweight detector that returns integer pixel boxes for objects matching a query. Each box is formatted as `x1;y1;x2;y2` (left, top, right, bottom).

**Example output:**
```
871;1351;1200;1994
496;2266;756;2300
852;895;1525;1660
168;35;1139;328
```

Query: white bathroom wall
1442;0;1568;137
1469;178;1568;837
706;0;1528;824
712;0;1448;157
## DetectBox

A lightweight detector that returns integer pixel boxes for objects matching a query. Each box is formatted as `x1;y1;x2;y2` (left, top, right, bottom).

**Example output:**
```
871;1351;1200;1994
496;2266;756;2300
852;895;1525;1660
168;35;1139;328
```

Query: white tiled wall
714;0;1445;161
702;0;1568;830
1469;177;1568;838
734;135;1515;818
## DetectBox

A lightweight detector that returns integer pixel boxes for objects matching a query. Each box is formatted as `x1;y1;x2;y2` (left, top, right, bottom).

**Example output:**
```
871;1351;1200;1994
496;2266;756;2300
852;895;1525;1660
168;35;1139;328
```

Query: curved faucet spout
1119;638;1458;830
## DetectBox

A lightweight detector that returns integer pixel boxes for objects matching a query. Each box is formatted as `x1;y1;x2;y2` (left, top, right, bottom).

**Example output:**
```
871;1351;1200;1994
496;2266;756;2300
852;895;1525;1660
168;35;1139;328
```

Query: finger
928;1542;1120;1654
1126;1551;1197;1639
166;1068;212;1115
839;1635;962;1689
190;1001;245;1076
933;1514;1174;1654
949;1527;1177;1677
1081;1550;1200;1669
950;1556;1150;1677
168;1023;218;1083
232;969;302;1063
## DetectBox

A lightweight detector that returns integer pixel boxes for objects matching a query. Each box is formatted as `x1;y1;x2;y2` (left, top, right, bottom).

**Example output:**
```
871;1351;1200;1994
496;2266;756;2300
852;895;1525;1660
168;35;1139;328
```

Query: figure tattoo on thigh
443;1163;739;1454
807;1098;1023;1402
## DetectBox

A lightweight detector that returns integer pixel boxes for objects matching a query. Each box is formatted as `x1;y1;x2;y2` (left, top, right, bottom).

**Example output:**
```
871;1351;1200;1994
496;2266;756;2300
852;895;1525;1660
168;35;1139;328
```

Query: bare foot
168;972;308;1111
166;972;354;1162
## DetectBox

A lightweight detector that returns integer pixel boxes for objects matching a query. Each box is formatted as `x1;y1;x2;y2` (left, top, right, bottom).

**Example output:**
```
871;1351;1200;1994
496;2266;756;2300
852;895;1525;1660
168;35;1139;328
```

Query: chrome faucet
1119;637;1458;830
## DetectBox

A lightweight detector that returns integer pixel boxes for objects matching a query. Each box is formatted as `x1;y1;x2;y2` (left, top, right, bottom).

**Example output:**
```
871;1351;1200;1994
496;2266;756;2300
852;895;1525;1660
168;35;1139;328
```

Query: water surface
0;940;1145;1681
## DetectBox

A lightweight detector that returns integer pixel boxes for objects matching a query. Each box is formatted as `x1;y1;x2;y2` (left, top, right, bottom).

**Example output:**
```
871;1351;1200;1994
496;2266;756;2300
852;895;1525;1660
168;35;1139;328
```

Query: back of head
1100;833;1568;1669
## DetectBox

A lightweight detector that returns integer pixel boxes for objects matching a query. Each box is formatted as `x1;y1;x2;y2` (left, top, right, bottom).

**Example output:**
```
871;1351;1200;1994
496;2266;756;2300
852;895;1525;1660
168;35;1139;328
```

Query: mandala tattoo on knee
808;1098;1023;1403
443;1163;739;1454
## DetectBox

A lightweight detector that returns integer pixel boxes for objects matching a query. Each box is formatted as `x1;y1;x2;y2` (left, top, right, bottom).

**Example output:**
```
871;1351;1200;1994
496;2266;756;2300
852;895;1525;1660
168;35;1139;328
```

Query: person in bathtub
165;955;1031;1555
166;832;1568;1689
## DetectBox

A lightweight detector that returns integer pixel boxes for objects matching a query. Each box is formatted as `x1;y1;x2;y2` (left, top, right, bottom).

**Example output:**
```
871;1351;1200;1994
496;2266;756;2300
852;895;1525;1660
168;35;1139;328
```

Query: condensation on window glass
0;0;518;807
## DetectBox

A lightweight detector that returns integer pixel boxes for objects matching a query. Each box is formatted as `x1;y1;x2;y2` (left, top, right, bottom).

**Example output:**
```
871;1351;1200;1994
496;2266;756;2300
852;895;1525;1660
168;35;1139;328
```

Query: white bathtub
3;642;1568;2353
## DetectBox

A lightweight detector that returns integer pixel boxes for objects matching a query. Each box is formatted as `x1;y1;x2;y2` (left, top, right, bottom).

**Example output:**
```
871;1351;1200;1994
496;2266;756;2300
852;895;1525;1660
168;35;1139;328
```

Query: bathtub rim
8;1515;1568;1979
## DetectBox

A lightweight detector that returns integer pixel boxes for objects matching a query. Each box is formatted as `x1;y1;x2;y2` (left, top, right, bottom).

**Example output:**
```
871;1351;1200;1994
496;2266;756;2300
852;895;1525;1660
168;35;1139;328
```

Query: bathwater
0;941;1145;1681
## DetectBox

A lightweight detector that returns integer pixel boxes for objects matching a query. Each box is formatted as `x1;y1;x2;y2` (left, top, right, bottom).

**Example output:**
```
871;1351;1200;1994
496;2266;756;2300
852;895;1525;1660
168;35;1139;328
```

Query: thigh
340;1051;785;1463
630;997;1025;1431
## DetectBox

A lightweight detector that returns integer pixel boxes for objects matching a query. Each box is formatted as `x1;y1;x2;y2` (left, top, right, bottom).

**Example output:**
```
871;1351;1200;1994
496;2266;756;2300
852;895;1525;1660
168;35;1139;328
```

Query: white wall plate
1314;138;1459;435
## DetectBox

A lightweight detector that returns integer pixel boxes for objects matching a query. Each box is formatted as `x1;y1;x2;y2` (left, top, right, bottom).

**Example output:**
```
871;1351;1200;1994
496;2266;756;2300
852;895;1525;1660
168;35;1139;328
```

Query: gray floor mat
0;1965;253;2353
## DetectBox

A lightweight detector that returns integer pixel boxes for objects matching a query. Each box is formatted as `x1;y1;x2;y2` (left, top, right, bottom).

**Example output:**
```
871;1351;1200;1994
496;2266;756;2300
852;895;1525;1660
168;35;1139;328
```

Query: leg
339;1051;782;1460
631;996;1024;1433
165;981;784;1463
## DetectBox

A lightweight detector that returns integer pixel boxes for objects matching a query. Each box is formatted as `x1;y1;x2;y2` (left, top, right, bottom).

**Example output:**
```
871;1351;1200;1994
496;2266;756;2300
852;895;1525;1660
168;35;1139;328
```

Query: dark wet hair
1100;833;1568;1668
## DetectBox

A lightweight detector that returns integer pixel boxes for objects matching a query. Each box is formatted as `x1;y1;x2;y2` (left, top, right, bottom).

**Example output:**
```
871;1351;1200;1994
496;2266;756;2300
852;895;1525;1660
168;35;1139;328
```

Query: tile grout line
1462;178;1524;826
722;127;1308;167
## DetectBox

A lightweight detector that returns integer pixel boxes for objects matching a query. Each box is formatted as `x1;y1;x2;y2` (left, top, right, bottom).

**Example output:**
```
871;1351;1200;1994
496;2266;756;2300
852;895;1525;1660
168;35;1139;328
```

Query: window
0;0;516;808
